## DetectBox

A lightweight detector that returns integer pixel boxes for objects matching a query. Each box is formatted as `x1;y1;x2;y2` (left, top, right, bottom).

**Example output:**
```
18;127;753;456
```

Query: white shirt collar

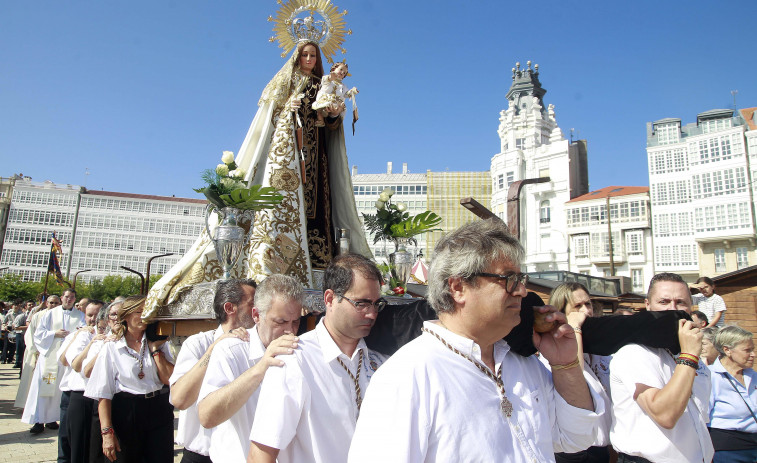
315;319;367;363
249;325;266;360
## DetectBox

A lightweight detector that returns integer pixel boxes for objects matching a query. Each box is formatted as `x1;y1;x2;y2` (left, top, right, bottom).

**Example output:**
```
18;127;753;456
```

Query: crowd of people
7;219;756;463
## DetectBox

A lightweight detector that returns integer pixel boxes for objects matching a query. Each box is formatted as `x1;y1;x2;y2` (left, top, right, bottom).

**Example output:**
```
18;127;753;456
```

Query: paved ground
0;362;183;462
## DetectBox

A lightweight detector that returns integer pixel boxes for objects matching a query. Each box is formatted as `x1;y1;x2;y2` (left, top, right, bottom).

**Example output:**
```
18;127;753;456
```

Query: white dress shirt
65;329;95;392
251;320;386;463
56;330;81;392
197;326;266;463
169;327;223;457
85;334;174;399
609;344;713;463
348;321;605;463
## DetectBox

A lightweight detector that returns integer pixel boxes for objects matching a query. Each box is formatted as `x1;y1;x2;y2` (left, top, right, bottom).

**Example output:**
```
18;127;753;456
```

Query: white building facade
566;186;654;293
490;61;589;272
351;162;428;262
0;178;205;283
647;108;756;279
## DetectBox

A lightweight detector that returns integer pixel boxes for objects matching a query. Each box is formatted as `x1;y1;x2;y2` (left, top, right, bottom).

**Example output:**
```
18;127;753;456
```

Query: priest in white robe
14;296;58;409
22;289;84;431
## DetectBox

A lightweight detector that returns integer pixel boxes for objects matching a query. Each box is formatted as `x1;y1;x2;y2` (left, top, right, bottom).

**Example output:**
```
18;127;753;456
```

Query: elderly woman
709;326;757;462
701;327;719;365
549;282;611;463
84;296;174;462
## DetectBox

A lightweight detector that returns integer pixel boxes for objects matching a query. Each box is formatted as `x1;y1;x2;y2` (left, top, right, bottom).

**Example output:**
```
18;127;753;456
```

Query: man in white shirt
348;220;603;463
249;254;387;463
691;276;726;328
22;289;84;434
610;272;714;463
57;299;103;463
169;278;258;463
197;274;302;462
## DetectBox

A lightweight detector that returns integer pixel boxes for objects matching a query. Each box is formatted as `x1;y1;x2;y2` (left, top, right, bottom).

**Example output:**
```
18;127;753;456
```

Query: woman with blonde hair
84;296;174;462
549;282;611;463
709;325;757;462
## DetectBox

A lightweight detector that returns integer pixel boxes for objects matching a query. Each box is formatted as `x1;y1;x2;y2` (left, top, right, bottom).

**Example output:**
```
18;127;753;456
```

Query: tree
0;274;45;302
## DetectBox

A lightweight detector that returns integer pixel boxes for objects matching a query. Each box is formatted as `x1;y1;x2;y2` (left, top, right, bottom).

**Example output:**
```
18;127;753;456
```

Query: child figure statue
312;61;358;127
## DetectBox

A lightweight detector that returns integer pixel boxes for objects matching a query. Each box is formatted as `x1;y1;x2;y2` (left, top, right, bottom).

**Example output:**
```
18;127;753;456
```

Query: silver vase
389;238;413;294
205;206;246;280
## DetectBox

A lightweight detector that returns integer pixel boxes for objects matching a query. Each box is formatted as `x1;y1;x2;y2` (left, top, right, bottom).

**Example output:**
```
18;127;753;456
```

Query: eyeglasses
108;313;118;319
473;272;529;294
337;294;388;313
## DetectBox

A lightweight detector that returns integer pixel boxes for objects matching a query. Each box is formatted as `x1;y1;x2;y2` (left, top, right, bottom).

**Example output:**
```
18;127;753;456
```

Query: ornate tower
490;61;589;272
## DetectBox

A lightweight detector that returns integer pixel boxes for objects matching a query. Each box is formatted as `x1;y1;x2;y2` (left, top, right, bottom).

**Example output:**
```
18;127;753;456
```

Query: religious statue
145;0;371;315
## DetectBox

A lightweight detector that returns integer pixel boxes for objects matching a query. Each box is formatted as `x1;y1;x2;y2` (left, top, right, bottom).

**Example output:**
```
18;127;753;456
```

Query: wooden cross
43;373;56;384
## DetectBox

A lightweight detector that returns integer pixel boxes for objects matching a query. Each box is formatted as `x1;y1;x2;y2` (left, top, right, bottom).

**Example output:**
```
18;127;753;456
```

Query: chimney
387;162;393;174
352;165;358;176
402;163;408;174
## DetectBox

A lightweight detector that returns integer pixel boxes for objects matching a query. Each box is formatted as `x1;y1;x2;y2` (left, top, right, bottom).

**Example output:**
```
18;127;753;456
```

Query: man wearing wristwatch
609;272;713;463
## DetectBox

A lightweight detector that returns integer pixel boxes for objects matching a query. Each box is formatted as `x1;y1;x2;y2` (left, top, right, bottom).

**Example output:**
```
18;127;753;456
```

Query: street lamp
120;266;146;295
145;253;174;292
72;269;92;290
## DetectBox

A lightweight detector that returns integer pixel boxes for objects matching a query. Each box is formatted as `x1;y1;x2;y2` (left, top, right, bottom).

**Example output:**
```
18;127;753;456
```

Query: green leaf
389;211;443;238
219;185;284;211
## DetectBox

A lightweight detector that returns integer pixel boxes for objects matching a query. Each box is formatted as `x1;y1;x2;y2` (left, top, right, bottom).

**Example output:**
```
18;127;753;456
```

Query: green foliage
220;185;284;211
389;211;442;238
0;274;44;302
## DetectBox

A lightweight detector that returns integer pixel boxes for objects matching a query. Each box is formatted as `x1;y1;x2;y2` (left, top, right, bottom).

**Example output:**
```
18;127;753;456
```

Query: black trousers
68;391;96;463
58;390;72;463
13;332;25;367
617;453;653;463
111;389;174;463
180;449;212;463
90;401;104;463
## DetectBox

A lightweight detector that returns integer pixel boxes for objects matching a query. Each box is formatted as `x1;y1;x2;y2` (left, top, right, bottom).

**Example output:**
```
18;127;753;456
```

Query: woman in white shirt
549;282;612;463
84;295;174;462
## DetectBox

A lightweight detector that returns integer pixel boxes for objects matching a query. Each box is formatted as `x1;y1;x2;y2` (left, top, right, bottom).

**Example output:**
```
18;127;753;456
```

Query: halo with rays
267;0;352;63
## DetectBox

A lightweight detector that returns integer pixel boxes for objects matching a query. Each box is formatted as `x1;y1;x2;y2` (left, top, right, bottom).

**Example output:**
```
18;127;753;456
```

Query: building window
540;200;551;224
573;235;589;257
631;268;644;292
506;171;514;187
626;231;644;255
736;247;749;269
714;248;726;272
497;174;504;190
515;138;525;150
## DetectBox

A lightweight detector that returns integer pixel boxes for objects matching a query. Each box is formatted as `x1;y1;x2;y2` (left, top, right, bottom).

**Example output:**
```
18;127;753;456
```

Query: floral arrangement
194;151;284;211
362;187;442;247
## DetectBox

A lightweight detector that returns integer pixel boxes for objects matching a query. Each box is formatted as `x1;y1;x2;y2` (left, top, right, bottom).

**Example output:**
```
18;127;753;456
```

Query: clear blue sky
2;1;755;198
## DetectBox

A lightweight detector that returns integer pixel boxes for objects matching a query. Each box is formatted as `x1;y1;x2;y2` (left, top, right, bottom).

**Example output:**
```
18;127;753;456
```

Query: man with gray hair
169;278;257;463
197;274;301;462
349;219;604;462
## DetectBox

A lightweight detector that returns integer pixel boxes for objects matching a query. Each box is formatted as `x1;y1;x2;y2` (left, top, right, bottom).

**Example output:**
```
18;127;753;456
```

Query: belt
144;387;170;399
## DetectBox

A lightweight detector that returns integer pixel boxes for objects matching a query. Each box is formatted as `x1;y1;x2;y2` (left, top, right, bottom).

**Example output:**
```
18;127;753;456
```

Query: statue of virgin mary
145;2;371;315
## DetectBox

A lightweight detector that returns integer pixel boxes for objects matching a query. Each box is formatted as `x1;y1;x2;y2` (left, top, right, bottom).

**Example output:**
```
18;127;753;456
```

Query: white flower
221;151;235;164
229;168;246;179
220;177;243;189
216;164;229;176
381;187;395;197
375;200;386;210
396;202;407;212
378;192;390;202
